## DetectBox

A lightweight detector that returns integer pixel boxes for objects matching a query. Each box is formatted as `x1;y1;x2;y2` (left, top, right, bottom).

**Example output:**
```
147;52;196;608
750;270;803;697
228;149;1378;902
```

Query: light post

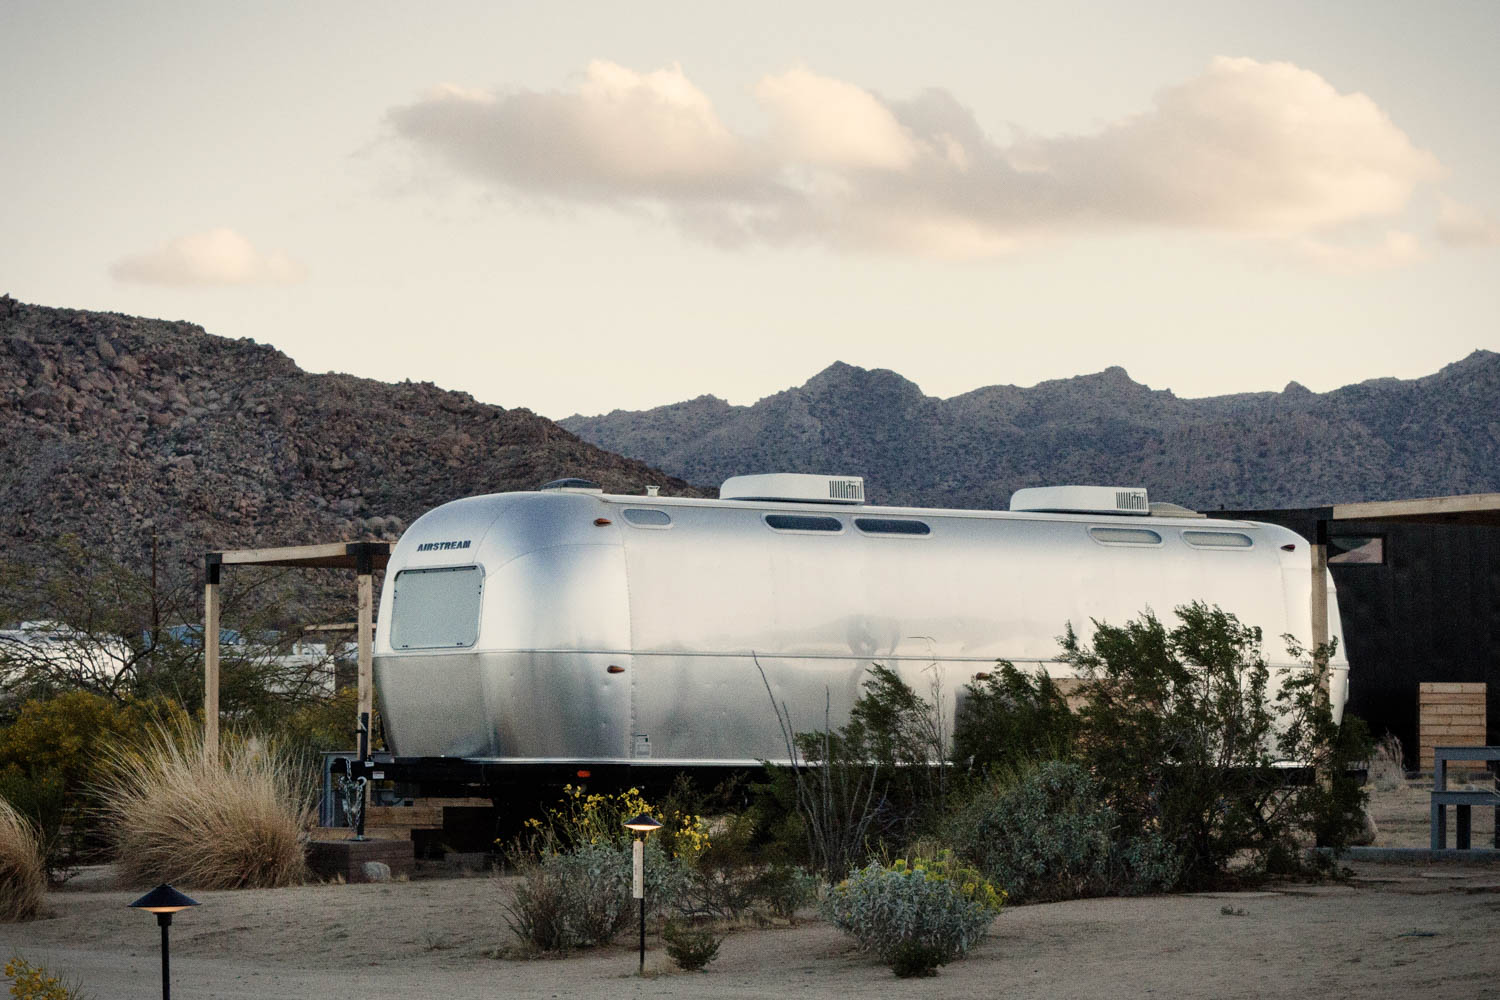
623;813;662;974
128;884;199;1000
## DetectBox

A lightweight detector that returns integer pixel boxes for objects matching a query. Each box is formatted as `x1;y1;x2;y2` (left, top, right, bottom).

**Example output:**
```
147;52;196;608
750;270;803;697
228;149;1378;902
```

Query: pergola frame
202;541;390;755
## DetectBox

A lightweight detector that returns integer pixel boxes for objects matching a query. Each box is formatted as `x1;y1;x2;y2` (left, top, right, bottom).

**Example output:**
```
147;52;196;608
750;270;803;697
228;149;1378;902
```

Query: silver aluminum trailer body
373;490;1348;767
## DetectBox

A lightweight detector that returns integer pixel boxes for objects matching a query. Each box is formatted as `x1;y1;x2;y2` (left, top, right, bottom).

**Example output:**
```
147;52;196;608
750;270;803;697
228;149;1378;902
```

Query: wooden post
357;568;373;749
1310;519;1329;692
356;551;375;827
203;559;221;757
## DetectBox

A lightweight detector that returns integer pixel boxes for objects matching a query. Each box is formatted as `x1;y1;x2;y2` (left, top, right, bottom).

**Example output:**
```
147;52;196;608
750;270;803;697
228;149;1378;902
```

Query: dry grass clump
0;797;47;922
1368;733;1409;792
98;722;311;890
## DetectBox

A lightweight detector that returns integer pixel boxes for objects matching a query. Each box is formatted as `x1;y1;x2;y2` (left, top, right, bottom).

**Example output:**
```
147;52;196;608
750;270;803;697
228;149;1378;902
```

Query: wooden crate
1419;682;1487;771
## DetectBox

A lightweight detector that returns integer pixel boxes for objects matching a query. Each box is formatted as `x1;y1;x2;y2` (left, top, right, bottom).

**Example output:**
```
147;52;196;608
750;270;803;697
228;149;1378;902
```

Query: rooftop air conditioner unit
1010;485;1150;516
720;473;866;505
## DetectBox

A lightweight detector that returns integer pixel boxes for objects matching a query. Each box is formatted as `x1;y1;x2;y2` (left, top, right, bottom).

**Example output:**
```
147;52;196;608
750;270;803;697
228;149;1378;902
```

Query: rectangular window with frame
390;565;484;649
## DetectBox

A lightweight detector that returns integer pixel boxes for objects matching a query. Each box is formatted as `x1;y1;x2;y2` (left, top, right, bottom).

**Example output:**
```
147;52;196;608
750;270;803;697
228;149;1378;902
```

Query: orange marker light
595;518;612;526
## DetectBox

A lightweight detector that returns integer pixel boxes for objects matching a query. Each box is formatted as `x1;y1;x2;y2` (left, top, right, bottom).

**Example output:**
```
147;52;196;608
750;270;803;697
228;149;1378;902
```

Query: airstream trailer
372;474;1348;778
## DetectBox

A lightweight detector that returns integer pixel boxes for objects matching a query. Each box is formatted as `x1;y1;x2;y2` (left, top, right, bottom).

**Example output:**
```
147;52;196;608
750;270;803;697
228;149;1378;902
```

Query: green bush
947;760;1181;902
662;918;723;970
502;841;692;952
954;662;1078;773
750;863;819;919
948;760;1114;902
823;853;1004;977
1064;602;1370;887
518;784;710;861
0;692;154;875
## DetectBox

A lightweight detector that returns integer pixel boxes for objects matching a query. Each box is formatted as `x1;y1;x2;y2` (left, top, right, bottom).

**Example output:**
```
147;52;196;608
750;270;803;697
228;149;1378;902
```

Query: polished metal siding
376;491;1346;764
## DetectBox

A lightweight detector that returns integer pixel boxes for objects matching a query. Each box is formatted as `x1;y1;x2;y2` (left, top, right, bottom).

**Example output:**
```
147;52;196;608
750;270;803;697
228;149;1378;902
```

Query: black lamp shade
622;813;662;833
128;884;200;914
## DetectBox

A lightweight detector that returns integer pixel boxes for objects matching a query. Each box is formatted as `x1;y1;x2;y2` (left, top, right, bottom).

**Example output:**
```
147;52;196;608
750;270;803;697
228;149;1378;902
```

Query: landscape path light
128;884;199;1000
623;812;663;974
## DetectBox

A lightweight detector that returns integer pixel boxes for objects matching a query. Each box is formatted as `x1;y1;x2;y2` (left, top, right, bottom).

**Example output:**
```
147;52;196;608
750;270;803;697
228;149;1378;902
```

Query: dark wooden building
1222;497;1500;769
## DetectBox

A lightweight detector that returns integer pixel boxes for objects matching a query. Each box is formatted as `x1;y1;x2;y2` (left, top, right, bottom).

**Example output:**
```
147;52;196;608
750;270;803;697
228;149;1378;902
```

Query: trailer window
855;517;931;536
1089;526;1162;546
765;514;842;532
623;508;672;527
390;565;483;649
1182;531;1253;549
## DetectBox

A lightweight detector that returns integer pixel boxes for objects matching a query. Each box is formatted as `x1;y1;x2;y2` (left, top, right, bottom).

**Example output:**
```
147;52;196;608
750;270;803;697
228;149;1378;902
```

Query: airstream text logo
416;540;472;552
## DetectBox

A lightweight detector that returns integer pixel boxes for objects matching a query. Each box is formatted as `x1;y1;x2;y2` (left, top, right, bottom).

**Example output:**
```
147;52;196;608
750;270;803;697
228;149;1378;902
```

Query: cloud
1294;230;1426;274
1435;195;1500;247
111;228;306;286
388;57;1444;259
387;62;767;202
754;68;918;171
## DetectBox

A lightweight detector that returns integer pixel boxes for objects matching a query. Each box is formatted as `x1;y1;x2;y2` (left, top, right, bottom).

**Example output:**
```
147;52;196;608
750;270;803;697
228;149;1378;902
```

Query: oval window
1182;530;1253;549
765;514;842;532
855;518;931;536
623;508;671;527
1089;526;1163;546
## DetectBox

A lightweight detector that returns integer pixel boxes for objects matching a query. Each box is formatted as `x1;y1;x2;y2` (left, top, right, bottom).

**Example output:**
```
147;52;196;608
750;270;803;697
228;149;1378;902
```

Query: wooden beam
211;541;390;571
218;542;354;564
1332;492;1500;525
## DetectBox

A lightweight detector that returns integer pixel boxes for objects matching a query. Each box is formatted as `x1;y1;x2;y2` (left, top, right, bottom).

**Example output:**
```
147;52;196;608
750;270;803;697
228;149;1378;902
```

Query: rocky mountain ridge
0;295;699;582
562;353;1500;510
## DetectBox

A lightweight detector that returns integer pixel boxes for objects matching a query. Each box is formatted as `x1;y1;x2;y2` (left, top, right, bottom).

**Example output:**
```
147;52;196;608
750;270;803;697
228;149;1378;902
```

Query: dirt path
7;860;1499;1000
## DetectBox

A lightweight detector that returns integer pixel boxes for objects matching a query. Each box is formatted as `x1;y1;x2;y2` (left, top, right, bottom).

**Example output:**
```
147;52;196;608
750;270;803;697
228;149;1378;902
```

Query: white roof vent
1010;485;1150;516
720;473;866;505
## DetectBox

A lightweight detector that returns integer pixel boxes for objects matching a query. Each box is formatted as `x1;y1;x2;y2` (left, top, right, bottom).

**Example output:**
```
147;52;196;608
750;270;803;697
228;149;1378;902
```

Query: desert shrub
948;760;1114;902
0;771;65;883
1065;602;1370;887
0;692;157;874
953;662;1079;773
1367;732;1408;792
0;799;46;922
502;841;692;951
948;761;1180;901
4;957;86;1000
676;806;820;921
98;720;310;889
662;918;723;970
823;852;1004;977
519;784;709;862
760;661;951;881
750;863;820;919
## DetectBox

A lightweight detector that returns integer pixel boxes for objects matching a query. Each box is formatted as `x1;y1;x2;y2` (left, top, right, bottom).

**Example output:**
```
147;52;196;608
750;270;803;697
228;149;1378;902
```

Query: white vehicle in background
0;619;134;690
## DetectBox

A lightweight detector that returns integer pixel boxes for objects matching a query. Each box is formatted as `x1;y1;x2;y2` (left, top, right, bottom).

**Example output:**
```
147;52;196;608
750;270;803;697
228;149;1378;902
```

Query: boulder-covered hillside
0;295;699;578
563;354;1500;510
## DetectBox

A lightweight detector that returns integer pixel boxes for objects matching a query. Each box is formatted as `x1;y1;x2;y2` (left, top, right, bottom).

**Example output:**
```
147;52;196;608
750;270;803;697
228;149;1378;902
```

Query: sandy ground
5;779;1497;1000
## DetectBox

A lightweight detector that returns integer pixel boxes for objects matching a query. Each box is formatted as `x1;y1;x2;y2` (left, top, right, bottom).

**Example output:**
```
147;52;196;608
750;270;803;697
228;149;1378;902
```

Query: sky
2;1;1498;420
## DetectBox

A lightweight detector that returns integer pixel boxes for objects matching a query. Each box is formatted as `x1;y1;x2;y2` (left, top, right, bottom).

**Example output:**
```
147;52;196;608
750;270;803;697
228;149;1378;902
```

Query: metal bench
1430;746;1500;850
